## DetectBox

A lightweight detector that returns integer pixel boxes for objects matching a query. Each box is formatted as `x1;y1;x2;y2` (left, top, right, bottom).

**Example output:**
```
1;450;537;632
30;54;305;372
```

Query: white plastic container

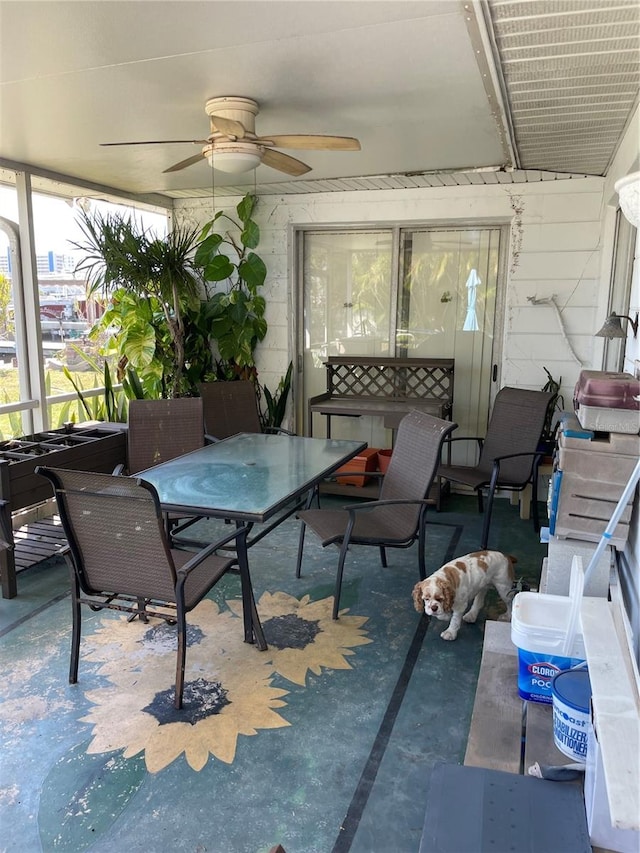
552;667;591;760
511;557;586;704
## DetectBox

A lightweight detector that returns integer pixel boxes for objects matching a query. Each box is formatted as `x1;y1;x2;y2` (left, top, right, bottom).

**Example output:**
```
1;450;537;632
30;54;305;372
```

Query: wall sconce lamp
595;312;639;340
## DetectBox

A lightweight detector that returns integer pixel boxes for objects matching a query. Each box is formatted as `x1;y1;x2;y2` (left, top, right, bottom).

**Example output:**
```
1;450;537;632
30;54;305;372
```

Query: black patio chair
295;410;457;619
122;397;210;474
116;397;213;535
36;466;258;710
437;386;553;549
198;380;293;440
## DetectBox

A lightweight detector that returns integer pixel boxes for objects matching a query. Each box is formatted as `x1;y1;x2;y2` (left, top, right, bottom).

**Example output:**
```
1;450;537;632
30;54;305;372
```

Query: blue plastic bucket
551;668;591;761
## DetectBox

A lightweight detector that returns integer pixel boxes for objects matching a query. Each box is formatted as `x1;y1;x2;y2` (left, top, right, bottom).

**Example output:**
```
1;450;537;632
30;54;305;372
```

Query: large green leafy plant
195;194;267;379
72;210;207;398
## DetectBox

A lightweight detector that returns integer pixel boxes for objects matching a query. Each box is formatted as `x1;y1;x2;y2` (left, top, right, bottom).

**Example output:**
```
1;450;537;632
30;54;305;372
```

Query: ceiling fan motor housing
205;96;259;137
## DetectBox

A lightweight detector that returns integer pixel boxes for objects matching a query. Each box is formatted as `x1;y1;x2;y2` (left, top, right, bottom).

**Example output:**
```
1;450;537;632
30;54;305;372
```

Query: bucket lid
561;556;584;656
552;668;591;712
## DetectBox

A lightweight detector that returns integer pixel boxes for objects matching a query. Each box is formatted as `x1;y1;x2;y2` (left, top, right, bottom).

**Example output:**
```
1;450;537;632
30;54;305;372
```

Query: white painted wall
176;175;611;412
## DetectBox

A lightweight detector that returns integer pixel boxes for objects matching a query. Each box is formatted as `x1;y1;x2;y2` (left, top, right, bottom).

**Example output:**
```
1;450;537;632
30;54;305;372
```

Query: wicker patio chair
117;397;212;534
36;466;254;710
124;397;209;473
437;386;554;549
198;380;293;440
295;410;457;619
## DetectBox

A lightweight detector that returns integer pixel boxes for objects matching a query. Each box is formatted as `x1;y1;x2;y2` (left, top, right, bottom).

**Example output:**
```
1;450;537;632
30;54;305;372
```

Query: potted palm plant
72;210;209;398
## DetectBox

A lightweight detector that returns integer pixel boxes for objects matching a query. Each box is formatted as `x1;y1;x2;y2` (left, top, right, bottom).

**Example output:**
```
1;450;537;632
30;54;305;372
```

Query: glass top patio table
139;432;367;523
139;432;366;651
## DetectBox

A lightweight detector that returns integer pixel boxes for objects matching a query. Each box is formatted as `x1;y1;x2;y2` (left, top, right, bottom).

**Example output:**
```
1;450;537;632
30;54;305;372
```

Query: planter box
335;447;379;487
377;448;393;474
0;424;127;598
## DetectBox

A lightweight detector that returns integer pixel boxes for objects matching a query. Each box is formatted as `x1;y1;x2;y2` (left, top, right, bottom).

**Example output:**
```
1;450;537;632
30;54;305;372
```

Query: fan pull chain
211;161;216;217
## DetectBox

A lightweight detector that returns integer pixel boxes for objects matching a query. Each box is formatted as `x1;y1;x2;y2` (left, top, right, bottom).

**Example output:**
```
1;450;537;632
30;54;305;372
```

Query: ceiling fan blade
101;139;209;147
261;149;311;176
209;115;246;138
163;152;207;173
255;134;360;151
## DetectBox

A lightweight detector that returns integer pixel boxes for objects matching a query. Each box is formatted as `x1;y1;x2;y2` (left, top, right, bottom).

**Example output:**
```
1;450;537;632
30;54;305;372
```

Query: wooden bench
464;619;568;773
308;356;455;438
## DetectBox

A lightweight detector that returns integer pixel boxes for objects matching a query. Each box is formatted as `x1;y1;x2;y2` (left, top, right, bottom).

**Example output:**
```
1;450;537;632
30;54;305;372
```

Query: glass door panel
302;230;393;441
398;228;501;463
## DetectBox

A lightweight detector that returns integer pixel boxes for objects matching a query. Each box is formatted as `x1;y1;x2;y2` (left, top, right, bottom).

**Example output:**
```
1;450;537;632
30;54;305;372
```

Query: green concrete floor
0;495;547;853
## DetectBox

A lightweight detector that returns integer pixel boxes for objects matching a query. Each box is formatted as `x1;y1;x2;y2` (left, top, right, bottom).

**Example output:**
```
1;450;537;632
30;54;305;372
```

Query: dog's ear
412;582;425;613
440;567;460;612
441;580;456;613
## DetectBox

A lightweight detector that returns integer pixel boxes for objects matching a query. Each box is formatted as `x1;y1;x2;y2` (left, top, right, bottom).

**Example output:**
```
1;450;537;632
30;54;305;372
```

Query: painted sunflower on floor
79;593;371;772
228;590;371;686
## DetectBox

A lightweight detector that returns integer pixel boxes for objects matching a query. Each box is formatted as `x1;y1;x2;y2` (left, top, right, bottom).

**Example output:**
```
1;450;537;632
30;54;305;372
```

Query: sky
0;186;167;258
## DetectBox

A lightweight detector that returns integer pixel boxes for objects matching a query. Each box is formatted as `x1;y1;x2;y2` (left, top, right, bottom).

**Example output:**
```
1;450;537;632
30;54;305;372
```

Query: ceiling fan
100;96;361;176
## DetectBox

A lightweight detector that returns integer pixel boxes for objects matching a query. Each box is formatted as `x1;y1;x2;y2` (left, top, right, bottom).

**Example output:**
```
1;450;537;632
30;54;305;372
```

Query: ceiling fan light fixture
205;143;262;174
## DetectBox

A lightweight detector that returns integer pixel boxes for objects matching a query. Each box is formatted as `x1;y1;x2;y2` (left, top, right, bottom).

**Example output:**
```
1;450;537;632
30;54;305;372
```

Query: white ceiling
0;0;638;202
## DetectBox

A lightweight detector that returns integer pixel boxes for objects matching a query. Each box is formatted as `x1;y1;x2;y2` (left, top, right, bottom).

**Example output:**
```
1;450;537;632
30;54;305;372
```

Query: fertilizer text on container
553;715;588;758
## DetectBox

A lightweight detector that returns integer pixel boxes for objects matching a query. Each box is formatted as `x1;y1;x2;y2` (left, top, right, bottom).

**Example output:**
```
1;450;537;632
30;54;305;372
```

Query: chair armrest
341;497;431;513
442;435;484;448
323;470;385;483
440;435;484;464
112;462;126;476
264;426;296;436
175;525;248;576
491;450;546;464
488;451;546;489
204;433;220;444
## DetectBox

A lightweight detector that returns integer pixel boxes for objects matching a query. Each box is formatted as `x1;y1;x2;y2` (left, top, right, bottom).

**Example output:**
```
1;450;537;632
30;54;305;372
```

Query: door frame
292;218;510;436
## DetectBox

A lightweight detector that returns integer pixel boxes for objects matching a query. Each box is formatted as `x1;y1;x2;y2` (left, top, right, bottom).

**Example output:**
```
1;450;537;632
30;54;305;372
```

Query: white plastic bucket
511;557;586;703
552;667;591;761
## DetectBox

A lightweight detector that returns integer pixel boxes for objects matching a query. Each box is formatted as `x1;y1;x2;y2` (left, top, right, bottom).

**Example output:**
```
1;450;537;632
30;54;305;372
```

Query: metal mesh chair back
198;381;262;439
477;387;553;485
39;467;177;601
377;410;456;538
127;397;205;473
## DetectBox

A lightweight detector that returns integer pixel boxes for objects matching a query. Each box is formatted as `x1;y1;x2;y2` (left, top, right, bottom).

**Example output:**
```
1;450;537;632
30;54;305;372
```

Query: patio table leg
235;525;267;651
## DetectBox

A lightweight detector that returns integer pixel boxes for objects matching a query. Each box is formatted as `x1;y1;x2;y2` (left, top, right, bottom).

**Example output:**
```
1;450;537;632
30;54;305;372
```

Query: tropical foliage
72;210;206;397
65;194;293;428
195;194;267;379
260;361;293;430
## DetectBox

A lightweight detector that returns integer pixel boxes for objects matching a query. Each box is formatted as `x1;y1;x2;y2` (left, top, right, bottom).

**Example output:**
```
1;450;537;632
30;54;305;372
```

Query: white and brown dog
412;550;516;640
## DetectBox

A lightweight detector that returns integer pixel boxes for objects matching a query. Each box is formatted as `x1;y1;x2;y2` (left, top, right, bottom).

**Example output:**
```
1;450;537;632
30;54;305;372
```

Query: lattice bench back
325;357;454;416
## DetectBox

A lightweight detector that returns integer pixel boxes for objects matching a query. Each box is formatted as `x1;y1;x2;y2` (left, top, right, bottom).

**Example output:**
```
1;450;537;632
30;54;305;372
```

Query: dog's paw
462;612;477;624
441;628;457;641
497;612;512;622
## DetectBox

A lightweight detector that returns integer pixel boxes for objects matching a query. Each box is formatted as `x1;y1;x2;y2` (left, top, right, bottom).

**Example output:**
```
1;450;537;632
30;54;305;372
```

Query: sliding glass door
298;224;506;460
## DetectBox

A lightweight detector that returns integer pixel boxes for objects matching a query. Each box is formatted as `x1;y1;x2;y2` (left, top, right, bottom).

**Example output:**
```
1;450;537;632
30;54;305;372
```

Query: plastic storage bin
573;370;640;434
511;557;586;703
551;429;640;548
